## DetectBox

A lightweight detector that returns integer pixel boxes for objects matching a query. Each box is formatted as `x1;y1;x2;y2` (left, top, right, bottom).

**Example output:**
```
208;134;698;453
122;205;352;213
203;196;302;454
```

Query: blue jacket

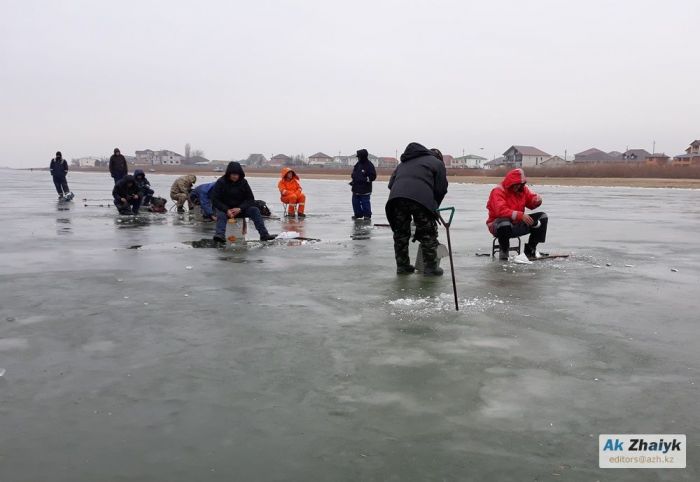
50;157;68;177
193;182;216;216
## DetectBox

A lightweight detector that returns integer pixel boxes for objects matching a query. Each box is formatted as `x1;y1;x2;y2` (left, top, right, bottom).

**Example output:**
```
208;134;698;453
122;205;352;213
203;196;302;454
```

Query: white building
76;157;100;167
503;145;551;168
453;154;487;169
135;149;184;165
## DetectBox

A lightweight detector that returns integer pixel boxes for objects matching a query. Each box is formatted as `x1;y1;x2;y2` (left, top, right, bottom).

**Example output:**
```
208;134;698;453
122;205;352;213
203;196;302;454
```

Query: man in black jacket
49;151;72;200
385;142;448;276
112;175;141;215
210;162;276;242
109;148;128;184
350;148;377;220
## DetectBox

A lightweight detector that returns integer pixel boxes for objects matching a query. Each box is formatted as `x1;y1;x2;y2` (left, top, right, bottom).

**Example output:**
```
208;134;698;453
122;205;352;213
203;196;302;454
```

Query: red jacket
486;168;542;234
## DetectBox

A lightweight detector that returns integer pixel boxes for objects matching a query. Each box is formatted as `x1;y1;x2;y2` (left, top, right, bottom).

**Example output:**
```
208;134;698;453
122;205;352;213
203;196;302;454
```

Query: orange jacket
278;167;303;196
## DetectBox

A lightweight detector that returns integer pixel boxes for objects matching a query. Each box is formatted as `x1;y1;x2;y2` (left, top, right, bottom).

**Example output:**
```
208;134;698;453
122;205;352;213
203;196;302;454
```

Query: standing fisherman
350;148;376;220
385;142;448;276
109;148;128;184
50;151;73;200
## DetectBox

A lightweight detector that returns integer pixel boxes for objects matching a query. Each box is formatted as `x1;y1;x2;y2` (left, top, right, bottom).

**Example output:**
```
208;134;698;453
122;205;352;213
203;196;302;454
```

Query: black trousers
52;176;69;196
494;212;548;249
385;198;439;269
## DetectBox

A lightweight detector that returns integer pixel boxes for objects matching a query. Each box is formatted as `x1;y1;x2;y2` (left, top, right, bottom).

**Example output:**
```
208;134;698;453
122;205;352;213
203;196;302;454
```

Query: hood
400;142;433;163
356;149;369;162
121;174;135;185
224;162;245;181
186;174;197;184
501;168;527;189
280;167;298;179
134;169;145;180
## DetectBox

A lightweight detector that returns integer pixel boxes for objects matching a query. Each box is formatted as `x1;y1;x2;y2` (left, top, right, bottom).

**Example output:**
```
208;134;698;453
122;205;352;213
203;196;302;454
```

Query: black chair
492;236;521;257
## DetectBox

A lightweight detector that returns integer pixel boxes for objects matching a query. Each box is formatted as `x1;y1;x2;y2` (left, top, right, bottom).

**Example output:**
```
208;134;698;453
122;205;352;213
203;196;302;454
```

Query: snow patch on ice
512;253;533;264
388;294;505;314
276;231;300;239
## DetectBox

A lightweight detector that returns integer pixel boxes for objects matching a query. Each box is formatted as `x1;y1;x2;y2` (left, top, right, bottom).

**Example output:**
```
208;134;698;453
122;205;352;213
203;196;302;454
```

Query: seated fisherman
133;169;154;206
278;167;306;217
486;168;548;260
210;162;277;242
190;181;216;221
170;174;197;213
112;175;141;215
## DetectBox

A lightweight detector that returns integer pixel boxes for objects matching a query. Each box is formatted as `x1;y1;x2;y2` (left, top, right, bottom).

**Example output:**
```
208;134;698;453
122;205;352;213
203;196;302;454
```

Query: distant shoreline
19;166;700;189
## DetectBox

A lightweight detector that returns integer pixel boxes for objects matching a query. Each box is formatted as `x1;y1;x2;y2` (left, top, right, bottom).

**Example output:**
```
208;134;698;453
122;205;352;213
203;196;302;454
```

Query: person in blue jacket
350;148;377;220
190;181;216;221
50;151;73;200
133;169;154;206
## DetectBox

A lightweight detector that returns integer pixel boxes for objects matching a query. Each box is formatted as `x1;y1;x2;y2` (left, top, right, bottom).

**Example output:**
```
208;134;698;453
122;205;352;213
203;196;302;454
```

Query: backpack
148;196;168;213
255;200;272;217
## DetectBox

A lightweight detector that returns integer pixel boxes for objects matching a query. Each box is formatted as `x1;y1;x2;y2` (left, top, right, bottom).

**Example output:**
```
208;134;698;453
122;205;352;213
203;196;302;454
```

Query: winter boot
423;266;444;277
524;243;536;259
396;264;415;275
499;248;509;260
213;234;226;244
260;233;277;242
177;206;185;213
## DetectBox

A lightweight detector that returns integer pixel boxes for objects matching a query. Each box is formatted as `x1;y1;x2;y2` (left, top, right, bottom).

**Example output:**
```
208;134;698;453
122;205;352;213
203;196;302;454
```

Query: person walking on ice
278;167;306;217
50;151;73;200
385;142;448;276
486;168;548;260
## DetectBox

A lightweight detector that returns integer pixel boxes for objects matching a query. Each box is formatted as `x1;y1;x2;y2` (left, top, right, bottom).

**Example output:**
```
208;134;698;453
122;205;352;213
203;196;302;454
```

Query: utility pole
652;140;656;154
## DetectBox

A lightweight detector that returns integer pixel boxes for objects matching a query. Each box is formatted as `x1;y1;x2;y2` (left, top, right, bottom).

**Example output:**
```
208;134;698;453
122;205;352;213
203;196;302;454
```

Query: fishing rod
437;206;459;311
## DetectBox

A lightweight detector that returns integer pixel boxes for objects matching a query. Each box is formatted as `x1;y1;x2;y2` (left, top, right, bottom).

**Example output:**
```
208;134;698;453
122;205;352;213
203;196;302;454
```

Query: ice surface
0;169;699;481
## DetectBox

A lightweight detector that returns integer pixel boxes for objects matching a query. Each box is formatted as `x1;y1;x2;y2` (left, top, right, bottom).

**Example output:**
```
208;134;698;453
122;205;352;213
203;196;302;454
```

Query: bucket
225;218;248;246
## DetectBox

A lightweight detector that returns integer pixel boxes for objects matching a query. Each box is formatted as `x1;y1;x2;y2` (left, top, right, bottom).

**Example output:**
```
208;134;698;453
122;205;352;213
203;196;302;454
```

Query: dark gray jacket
387;142;448;212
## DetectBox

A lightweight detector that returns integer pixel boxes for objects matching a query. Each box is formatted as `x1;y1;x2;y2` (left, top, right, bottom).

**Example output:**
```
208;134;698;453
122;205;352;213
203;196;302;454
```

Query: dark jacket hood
134;169;145;179
121;175;135;185
225;162;245;181
400;142;433;163
356;149;369;163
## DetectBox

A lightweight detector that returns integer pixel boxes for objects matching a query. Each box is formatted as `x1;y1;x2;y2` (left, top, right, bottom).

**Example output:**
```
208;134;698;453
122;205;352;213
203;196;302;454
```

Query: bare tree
192;149;204;158
185;143;191;159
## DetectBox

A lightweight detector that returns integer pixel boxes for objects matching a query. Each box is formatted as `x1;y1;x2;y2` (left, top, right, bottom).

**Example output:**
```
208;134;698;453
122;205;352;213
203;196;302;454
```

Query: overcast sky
1;0;698;167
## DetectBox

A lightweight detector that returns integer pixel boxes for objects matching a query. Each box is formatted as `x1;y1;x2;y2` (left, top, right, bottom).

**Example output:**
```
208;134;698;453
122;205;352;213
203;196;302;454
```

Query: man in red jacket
486;168;548;260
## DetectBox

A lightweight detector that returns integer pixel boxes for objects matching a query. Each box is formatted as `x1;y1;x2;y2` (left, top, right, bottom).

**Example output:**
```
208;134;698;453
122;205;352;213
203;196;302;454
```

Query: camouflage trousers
385;198;439;269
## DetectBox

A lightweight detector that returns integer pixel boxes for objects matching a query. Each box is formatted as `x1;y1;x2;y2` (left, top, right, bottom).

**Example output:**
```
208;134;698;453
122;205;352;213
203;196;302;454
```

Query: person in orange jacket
278;167;306;217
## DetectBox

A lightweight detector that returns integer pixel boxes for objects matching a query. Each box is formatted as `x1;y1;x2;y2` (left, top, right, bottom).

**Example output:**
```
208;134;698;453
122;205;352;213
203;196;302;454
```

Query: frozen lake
1;169;698;481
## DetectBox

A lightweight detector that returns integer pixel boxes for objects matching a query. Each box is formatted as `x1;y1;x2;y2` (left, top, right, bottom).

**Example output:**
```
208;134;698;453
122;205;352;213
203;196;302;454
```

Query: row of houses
134;149;212;166
485;139;700;169
72;140;700;170
241;152;490;169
